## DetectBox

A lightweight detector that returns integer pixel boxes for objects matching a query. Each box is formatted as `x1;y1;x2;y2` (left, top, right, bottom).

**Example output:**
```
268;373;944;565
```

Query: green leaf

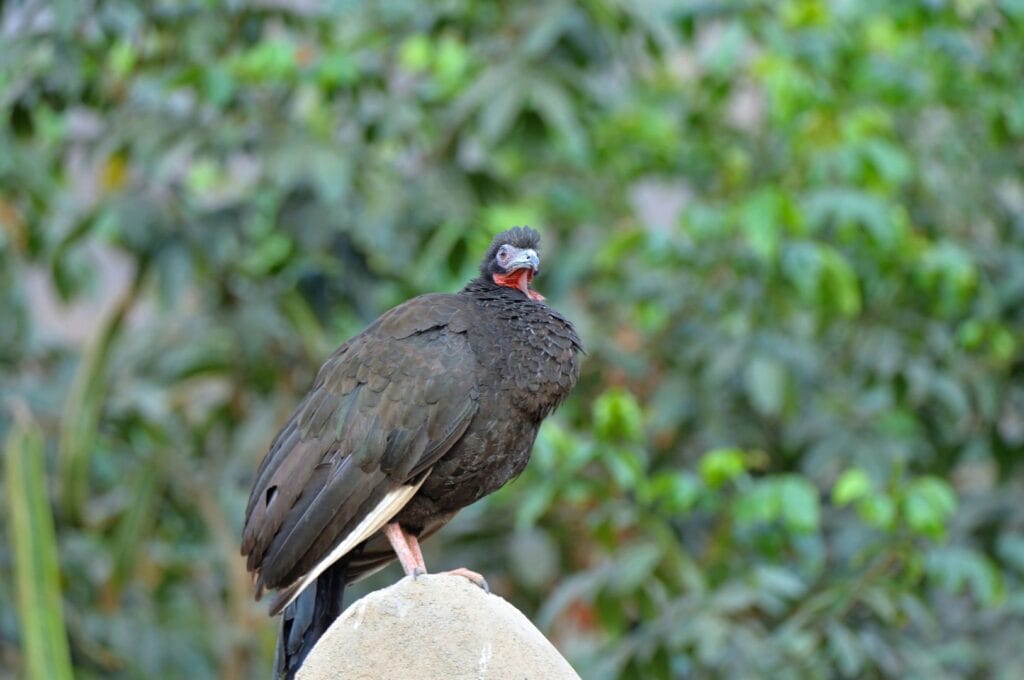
186;158;220;195
399;34;432;71
926;547;1004;606
479;81;525;143
804;189;899;248
699;448;746;488
780;476;821;533
515;483;555;530
856;493;896;530
826;619;864;678
230;39;297;82
645;471;701;513
755;566;806;598
317;51;360;89
917;240;978;315
744;356;786;417
863;139;913;187
433;36;470;90
733;479;781;527
107;39;136;79
605;446;645;491
202;65;236;106
903;476;957;539
782;241;861;317
521;4;570;56
110;454;161;590
739;187;784;260
5;407;74;680
833;468;872;506
819;246;862;317
612;543;662;592
998;534;1024;576
592;387;645;443
58;266;142;518
240;232;294;277
698;21;747;76
530;79;587;162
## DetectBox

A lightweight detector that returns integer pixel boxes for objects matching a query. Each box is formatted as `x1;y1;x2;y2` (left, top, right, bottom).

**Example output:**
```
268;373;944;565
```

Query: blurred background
2;1;1024;678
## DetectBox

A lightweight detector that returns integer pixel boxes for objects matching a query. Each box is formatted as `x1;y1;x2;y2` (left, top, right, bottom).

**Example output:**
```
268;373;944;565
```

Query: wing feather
267;474;429;615
241;294;479;598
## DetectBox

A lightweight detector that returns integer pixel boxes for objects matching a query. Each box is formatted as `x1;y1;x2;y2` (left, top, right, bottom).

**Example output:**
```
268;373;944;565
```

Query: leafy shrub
2;1;1023;677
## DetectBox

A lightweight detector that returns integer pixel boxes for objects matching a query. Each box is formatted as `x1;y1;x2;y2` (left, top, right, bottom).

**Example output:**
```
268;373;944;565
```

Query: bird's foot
412;567;426;580
442;567;490;593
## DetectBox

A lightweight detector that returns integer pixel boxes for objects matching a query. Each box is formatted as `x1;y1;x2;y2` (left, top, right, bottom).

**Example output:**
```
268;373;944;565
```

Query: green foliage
699;448;748;488
833;468;872;506
4;408;74;680
903;476;958;540
2;0;1024;677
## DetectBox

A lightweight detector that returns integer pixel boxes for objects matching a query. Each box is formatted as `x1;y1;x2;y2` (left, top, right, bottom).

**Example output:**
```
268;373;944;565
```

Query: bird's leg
405;531;426;572
441;567;490;593
382;523;489;592
383;522;426;576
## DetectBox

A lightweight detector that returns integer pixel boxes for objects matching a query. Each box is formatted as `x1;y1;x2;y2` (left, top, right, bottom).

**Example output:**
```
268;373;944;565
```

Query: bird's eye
497;246;510;262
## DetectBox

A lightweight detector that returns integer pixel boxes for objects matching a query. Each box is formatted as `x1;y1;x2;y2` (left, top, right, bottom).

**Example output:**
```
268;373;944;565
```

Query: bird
240;226;583;677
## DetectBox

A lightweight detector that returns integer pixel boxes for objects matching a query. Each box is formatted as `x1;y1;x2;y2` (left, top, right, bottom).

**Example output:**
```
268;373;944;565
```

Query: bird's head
479;226;545;301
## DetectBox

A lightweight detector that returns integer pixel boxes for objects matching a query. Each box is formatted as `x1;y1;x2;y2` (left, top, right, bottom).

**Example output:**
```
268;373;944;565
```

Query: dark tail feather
274;559;348;679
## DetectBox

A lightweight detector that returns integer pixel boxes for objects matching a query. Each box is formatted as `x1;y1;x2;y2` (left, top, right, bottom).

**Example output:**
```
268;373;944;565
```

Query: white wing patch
275;474;429;611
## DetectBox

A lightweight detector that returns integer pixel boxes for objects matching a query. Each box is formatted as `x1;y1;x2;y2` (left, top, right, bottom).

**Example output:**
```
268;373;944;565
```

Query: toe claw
444;567;489;593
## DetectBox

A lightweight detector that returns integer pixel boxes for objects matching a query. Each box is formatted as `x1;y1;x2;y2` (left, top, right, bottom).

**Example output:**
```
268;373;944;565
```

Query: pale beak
506;248;540;273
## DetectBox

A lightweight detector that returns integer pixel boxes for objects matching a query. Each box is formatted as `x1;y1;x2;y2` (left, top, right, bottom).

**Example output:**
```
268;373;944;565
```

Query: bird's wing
240;294;478;612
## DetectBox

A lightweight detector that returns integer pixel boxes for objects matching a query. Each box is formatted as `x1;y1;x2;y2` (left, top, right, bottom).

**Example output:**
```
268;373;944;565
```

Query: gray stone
296;574;580;680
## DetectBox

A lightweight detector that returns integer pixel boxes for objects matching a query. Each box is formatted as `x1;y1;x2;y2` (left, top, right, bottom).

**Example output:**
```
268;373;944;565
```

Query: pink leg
383;522;489;591
406;531;426;570
383;523;426;576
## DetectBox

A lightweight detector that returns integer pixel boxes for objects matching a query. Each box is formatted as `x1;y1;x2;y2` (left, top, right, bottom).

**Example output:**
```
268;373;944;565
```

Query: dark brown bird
240;227;583;677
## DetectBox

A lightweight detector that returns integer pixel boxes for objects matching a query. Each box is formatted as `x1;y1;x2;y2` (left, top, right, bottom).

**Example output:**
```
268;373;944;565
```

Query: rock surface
296;574;580;680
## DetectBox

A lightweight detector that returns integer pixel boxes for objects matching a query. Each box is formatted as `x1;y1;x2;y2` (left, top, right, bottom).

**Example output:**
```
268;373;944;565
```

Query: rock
296;574;580;680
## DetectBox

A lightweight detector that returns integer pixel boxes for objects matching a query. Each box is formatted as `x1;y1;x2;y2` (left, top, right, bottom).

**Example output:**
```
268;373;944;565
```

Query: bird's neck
461;276;542;302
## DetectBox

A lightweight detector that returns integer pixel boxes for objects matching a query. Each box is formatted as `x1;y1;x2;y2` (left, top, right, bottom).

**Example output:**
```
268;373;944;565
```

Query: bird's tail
274;558;348;679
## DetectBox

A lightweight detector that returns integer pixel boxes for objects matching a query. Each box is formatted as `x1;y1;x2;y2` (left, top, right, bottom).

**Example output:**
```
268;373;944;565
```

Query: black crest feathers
479;226;541;276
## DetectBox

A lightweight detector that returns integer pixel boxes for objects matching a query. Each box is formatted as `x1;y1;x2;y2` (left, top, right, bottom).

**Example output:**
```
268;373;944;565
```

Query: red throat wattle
493;269;545;301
